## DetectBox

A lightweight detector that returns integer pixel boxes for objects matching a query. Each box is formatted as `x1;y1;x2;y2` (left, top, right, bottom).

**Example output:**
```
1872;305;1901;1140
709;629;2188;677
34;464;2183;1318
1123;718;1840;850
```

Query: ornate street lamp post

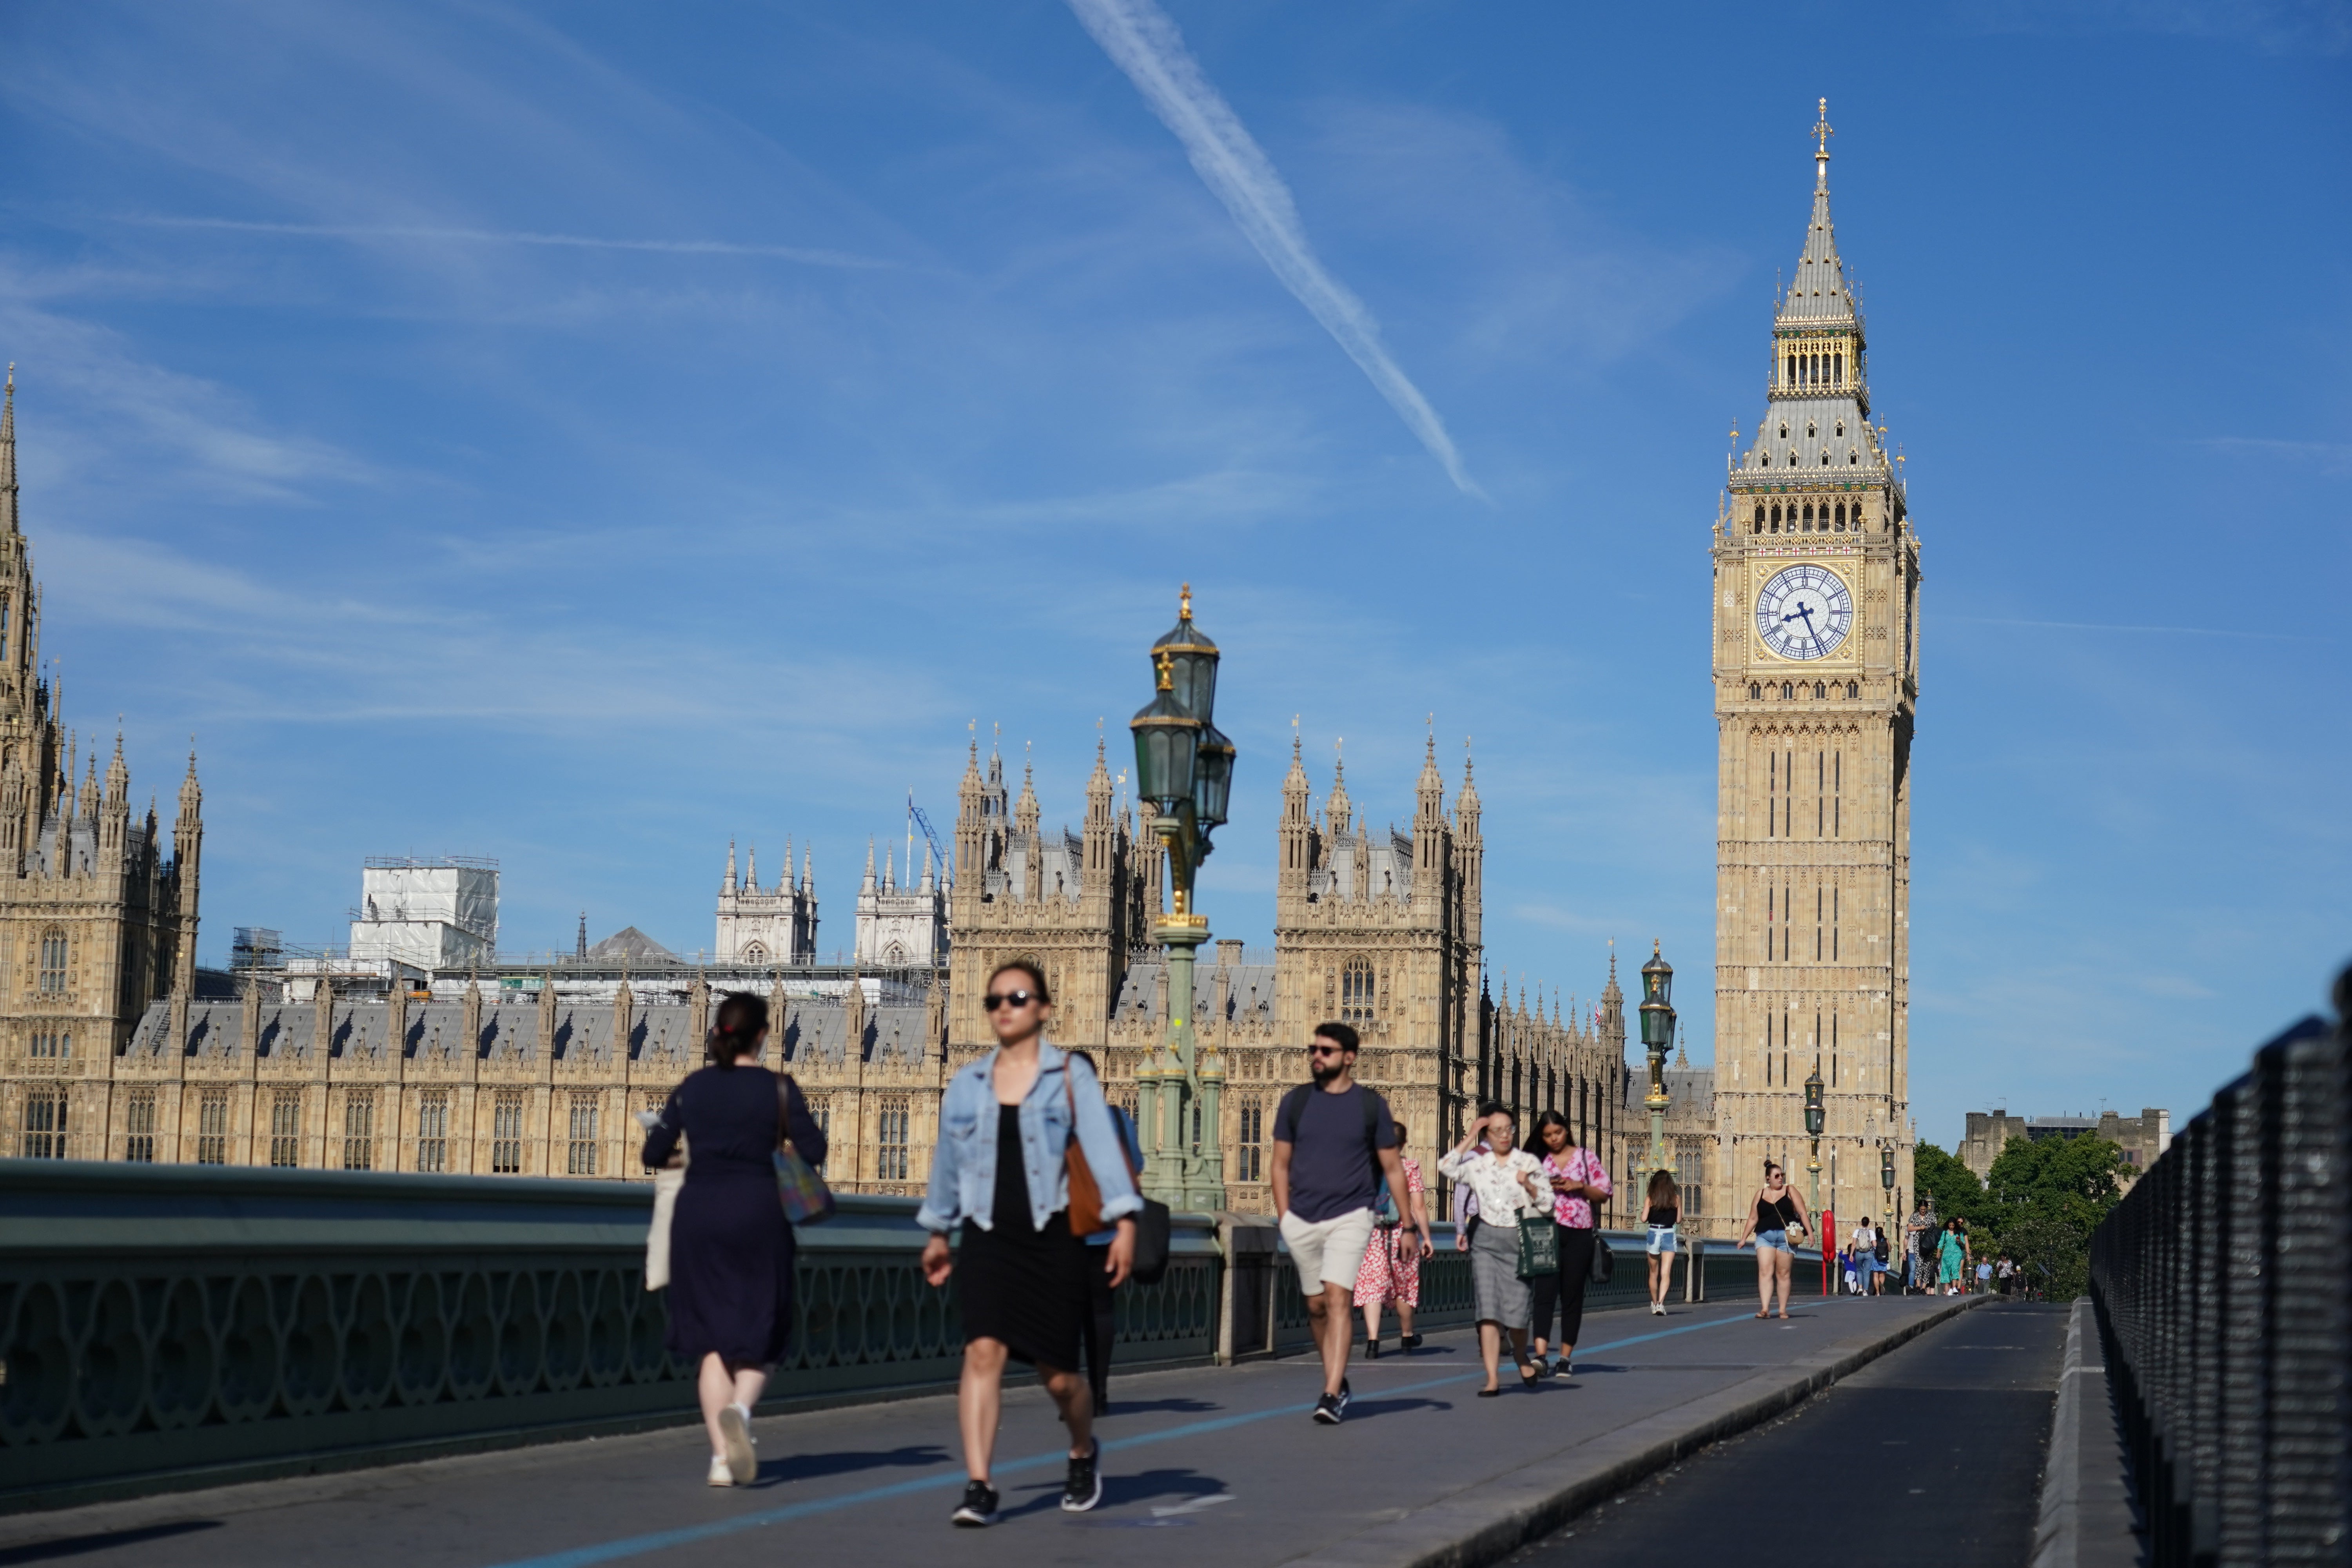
1802;1062;1826;1214
1129;585;1234;1212
1636;942;1675;1199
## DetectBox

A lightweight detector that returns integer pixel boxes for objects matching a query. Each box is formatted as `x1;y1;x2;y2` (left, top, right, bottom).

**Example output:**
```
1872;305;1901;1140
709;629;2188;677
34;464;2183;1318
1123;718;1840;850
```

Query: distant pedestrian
1871;1217;1891;1295
1736;1159;1810;1318
917;961;1140;1526
1840;1241;1858;1296
1996;1254;2016;1297
1270;1022;1425;1426
1439;1104;1552;1395
1847;1217;1873;1296
1357;1119;1434;1357
1936;1218;1965;1294
1525;1111;1613;1374
1642;1168;1682;1316
1904;1198;1935;1295
1063;1050;1145;1414
640;993;829;1488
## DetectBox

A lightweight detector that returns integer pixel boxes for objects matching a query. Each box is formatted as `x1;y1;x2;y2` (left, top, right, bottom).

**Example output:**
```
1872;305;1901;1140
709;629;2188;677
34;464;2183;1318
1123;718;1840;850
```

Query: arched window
1769;504;1781;532
1341;956;1375;1026
1834;353;1843;385
1847;680;1860;698
741;942;766;964
1753;504;1765;533
1781;681;1794;700
1834;502;1846;530
1814;681;1826;699
38;931;66;995
1748;682;1761;700
1802;503;1814;531
1786;354;1797;386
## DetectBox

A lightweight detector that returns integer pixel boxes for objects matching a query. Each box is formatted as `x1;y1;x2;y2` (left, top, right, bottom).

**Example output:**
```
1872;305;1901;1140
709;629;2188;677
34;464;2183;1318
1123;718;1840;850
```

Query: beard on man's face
1310;1053;1352;1085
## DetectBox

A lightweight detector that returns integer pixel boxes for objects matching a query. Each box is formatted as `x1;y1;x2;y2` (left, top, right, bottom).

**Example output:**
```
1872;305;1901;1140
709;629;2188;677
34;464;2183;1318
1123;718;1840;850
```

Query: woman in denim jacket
918;960;1140;1526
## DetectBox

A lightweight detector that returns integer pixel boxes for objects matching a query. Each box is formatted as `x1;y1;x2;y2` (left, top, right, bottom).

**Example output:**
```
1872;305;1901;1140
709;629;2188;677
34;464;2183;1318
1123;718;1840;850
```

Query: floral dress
1354;1156;1425;1307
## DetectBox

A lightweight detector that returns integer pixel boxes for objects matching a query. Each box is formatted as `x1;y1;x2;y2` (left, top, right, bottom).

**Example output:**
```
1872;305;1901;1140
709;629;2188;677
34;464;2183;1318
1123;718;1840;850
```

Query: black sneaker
952;1480;999;1526
1337;1378;1352;1412
1400;1333;1423;1351
1060;1439;1103;1512
1311;1392;1343;1425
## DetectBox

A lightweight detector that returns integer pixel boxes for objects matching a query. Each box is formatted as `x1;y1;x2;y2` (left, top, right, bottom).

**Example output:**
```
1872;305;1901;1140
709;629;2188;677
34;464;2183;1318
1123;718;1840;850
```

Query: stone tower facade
713;839;818;964
0;368;205;1160
1708;107;1920;1238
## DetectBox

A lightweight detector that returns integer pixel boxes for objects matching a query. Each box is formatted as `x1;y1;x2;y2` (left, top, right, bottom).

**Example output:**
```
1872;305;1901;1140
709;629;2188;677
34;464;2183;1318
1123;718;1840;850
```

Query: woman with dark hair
1437;1102;1551;1396
1735;1158;1810;1319
1356;1118;1432;1357
919;959;1140;1526
1642;1168;1682;1316
1525;1109;1613;1376
641;992;827;1487
1061;1048;1145;1414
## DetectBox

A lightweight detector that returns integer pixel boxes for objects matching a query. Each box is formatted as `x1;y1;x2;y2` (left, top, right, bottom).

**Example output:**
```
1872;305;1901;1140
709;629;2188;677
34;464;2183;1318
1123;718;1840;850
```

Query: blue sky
1;1;2345;1147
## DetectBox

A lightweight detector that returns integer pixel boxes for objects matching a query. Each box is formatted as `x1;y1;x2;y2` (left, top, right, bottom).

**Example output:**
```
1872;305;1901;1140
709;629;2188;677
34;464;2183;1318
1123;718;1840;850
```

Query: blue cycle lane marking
479;1303;1817;1568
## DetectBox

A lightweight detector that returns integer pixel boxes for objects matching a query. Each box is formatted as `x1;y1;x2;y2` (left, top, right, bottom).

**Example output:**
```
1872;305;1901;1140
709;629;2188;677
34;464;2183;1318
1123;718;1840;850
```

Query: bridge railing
0;1162;1822;1514
2088;980;2350;1566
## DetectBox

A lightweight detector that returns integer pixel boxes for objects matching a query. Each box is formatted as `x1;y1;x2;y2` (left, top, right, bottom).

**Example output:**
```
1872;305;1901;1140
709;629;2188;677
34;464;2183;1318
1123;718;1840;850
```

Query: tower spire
1;363;16;536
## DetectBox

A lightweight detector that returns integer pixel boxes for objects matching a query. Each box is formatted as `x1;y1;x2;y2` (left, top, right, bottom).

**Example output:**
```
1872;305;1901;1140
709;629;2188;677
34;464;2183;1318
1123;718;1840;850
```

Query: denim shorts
1755;1228;1791;1253
1645;1225;1677;1256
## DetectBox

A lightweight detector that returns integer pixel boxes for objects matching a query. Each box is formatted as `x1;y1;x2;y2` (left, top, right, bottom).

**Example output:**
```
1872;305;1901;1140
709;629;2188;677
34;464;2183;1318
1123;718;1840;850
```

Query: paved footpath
0;1295;1977;1568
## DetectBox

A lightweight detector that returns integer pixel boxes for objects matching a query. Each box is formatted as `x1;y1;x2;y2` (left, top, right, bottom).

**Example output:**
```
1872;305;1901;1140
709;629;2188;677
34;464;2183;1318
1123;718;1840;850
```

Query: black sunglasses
1307;1042;1348;1057
982;990;1038;1012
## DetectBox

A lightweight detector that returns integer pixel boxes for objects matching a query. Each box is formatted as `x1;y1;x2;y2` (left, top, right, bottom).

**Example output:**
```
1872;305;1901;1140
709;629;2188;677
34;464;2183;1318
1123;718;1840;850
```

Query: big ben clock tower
1710;103;1919;1237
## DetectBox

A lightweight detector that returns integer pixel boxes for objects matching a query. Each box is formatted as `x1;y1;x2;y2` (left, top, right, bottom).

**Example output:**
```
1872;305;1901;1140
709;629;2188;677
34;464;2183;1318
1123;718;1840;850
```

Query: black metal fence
2088;974;2350;1566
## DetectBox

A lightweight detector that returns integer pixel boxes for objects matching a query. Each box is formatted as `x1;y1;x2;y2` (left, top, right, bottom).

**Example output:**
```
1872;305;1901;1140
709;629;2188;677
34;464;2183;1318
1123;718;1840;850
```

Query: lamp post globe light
1637;942;1675;1201
1129;585;1232;1211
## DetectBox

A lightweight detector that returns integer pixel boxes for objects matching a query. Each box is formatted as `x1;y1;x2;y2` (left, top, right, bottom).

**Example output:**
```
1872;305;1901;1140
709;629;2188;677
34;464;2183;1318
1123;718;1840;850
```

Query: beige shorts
1279;1208;1377;1294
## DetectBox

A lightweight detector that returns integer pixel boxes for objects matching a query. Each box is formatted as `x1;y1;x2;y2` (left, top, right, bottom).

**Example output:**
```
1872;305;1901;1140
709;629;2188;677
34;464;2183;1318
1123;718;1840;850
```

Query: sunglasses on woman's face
982;990;1037;1012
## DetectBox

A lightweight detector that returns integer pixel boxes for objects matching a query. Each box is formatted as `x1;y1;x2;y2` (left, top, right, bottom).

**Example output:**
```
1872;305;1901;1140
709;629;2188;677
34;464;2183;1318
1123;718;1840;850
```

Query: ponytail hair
709;992;769;1069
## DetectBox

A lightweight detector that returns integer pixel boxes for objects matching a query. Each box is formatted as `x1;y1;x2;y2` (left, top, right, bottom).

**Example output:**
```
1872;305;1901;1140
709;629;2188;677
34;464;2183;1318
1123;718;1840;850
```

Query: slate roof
1113;961;1276;1027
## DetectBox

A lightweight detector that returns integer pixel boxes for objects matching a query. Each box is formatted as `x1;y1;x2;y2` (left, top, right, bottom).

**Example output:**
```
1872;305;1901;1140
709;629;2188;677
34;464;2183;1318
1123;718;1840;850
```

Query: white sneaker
707;1455;733;1487
719;1403;758;1485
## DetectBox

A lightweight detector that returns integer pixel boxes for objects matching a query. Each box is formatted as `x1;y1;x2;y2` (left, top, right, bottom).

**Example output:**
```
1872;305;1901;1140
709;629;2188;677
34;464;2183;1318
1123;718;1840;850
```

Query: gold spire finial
1179;582;1192;619
1813;98;1834;177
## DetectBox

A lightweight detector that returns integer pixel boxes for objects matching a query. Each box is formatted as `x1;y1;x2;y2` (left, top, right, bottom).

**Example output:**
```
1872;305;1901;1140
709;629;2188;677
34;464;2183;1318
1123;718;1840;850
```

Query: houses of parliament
2;113;1920;1236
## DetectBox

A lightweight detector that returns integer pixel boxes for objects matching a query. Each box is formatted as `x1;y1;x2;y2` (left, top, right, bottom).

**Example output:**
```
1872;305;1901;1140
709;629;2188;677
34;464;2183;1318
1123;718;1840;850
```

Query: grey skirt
1470;1215;1534;1327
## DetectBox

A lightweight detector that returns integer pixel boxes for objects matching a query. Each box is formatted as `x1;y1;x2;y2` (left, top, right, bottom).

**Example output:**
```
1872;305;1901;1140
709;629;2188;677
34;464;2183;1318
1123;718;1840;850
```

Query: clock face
1755;564;1854;661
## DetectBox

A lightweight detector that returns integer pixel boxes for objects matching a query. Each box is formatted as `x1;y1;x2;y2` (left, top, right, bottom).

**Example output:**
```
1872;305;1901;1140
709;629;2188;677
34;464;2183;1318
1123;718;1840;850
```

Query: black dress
955;1104;1090;1370
641;1065;828;1367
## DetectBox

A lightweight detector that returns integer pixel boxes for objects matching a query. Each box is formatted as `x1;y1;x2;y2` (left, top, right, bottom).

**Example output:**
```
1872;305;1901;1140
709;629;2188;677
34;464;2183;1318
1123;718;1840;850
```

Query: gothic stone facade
1699;118;1920;1239
0;371;205;1163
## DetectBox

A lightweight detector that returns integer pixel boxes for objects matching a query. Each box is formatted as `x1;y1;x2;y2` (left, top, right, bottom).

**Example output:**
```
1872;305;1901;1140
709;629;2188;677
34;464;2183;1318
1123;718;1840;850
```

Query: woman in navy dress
642;993;826;1486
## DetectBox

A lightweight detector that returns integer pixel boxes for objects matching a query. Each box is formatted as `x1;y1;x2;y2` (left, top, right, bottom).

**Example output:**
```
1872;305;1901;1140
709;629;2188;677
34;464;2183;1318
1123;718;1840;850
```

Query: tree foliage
1911;1134;2131;1299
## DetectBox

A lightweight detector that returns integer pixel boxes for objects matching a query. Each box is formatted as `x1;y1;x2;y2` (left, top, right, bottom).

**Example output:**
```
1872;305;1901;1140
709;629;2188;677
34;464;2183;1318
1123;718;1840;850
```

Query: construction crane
907;790;951;884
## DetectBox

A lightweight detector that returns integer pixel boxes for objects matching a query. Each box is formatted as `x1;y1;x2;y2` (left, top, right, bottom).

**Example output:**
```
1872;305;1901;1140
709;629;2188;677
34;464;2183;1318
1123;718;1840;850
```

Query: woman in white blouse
1437;1104;1552;1396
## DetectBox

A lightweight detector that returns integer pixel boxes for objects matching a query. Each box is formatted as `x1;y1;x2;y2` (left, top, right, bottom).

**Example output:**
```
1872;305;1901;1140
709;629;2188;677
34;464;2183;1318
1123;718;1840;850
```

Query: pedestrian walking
1848;1216;1878;1297
1437;1104;1553;1395
1904;1198;1935;1296
1356;1118;1433;1357
1524;1111;1613;1374
1871;1217;1891;1294
639;993;829;1488
1935;1218;1966;1294
1063;1049;1145;1415
916;961;1141;1526
1996;1254;2016;1297
1269;1021;1425;1426
1735;1159;1810;1318
1642;1168;1682;1316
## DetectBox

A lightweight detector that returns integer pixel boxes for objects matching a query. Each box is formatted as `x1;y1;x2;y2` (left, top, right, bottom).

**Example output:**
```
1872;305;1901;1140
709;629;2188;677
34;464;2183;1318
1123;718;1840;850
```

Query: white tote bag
646;1165;686;1290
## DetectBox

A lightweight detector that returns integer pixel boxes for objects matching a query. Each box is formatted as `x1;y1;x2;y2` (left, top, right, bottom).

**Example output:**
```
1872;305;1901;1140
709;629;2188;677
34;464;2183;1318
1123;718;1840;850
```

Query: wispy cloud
2194;436;2352;472
126;216;903;272
1063;0;1482;498
1945;614;2328;643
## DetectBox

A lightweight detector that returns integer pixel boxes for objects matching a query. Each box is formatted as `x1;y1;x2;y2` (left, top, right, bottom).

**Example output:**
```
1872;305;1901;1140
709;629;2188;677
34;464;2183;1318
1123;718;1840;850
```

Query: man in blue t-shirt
1270;1021;1430;1425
